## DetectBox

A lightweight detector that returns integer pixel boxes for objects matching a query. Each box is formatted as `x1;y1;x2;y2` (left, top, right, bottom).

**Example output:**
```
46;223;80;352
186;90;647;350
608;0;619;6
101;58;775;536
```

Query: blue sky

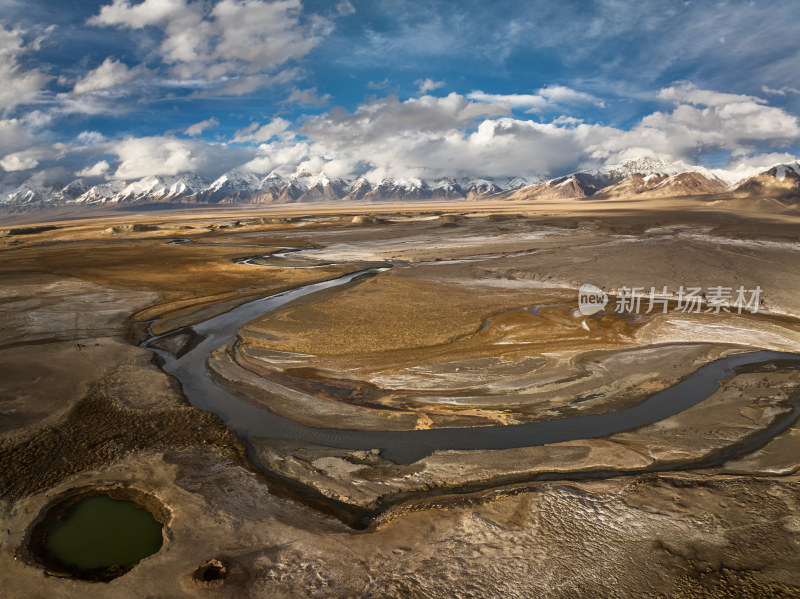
1;0;799;188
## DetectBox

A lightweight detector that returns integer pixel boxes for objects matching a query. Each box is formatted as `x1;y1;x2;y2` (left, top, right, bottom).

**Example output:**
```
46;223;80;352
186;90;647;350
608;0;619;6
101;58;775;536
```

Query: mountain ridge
2;158;798;210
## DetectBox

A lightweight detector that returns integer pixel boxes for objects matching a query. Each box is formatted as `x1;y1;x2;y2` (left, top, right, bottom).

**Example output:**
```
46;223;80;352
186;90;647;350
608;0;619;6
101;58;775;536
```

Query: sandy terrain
0;197;799;597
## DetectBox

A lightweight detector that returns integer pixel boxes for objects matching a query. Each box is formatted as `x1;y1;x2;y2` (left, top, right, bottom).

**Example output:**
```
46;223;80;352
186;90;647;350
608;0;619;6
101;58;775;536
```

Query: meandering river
144;252;800;466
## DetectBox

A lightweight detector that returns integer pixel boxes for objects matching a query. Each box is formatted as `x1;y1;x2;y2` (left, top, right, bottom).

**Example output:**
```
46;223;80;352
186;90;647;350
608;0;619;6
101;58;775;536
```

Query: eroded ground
1;200;800;597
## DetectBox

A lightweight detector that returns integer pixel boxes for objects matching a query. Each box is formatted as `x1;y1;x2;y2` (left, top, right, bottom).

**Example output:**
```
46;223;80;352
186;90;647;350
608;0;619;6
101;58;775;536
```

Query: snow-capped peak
77;180;125;204
166;173;208;196
459;177;492;187
585;158;730;188
774;161;800;180
262;170;285;185
50;179;91;203
593;158;696;178
209;168;263;192
121;175;169;197
555;176;576;188
2;180;56;204
502;176;537;189
304;173;333;188
432;177;460;191
388;177;425;190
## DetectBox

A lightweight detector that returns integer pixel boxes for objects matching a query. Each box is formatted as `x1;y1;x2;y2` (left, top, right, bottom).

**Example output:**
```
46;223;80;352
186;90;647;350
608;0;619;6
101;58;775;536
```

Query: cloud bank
233;84;800;182
2;84;798;186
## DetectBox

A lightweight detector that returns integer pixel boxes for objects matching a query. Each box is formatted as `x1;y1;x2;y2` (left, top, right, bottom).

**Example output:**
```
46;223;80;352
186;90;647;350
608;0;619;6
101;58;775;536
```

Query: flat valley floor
1;196;800;598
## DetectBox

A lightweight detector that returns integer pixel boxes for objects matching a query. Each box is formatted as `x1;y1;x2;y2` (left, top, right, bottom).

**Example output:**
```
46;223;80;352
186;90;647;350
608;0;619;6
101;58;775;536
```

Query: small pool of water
44;495;163;573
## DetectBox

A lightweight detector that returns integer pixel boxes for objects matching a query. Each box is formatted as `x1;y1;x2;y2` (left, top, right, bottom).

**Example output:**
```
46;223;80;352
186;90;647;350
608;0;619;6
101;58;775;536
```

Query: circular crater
26;487;169;582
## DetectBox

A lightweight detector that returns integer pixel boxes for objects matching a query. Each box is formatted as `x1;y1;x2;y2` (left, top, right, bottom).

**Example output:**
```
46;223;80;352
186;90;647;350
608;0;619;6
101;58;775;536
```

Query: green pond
45;495;163;571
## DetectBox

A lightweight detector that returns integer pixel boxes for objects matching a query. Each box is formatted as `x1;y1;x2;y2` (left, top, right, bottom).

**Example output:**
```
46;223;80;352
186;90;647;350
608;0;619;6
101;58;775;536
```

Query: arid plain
2;195;800;598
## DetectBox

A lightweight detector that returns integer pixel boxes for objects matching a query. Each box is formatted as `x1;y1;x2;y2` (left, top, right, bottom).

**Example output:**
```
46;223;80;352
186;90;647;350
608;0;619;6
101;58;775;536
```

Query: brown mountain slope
504;170;728;202
504;173;612;201
734;164;800;199
593;172;728;200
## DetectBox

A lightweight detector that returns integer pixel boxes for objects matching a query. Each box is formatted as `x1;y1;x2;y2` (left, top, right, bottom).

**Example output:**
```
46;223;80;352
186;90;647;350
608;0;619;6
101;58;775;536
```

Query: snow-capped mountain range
1;158;798;209
0;170;540;207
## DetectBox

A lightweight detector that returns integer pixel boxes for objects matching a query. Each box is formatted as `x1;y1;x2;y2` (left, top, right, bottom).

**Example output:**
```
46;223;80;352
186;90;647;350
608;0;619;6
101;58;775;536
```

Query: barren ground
1;197;799;597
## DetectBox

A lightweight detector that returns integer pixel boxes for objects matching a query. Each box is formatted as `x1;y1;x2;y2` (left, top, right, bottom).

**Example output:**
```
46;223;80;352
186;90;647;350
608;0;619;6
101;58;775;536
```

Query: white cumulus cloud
415;78;445;94
302;93;510;146
0;24;50;110
538;85;604;107
73;57;138;94
467;91;550;111
233;118;291;143
89;0;332;93
0;144;68;172
5;84;799;188
107;135;253;179
0;152;39;171
468;85;602;113
77;160;111;177
286;87;330;106
184;117;219;136
0;118;36;157
89;0;189;29
250;86;800;182
590;83;800;162
76;131;107;145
